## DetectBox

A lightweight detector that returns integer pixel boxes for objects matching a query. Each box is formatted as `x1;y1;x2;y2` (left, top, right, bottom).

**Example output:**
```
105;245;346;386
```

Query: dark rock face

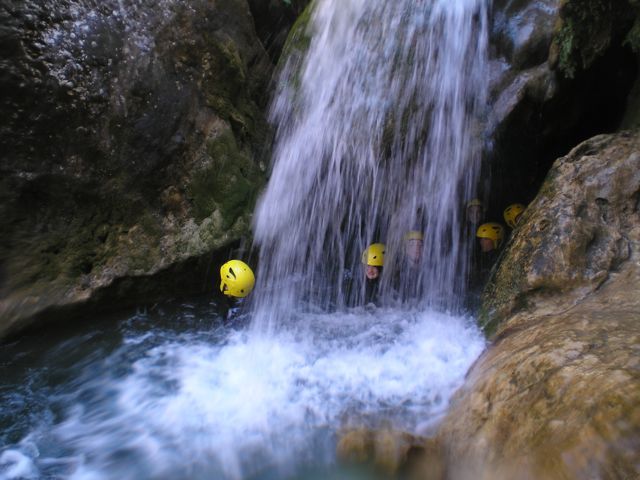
550;0;640;78
0;0;271;338
431;131;640;479
484;0;638;211
481;131;640;331
247;0;310;62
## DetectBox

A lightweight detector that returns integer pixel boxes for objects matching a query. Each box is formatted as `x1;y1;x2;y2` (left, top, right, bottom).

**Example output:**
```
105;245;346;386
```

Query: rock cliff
435;130;640;479
0;0;272;338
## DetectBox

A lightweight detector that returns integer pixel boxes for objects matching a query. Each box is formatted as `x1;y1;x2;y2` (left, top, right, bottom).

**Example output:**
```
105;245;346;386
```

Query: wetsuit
218;296;246;322
341;269;382;307
390;259;422;304
364;277;381;305
467;248;500;309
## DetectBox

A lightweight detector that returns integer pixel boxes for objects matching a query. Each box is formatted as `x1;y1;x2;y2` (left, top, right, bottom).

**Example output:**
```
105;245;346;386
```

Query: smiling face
365;265;380;280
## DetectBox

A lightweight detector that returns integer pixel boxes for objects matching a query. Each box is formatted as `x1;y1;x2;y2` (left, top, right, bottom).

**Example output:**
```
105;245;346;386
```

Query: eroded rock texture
486;0;638;208
434;131;640;480
0;0;271;338
482;131;640;327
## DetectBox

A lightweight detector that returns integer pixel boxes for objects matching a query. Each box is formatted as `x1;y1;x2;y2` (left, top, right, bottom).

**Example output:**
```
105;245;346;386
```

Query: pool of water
0;298;485;480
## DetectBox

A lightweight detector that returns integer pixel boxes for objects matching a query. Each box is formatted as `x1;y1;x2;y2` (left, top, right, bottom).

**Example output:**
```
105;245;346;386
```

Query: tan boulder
337;427;444;478
431;131;640;479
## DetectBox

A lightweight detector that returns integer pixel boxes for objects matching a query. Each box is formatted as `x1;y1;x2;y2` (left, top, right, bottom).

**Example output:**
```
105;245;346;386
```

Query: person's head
219;260;255;298
362;243;385;280
365;264;380;280
466;199;484;225
404;231;424;265
476;223;505;252
503;203;526;229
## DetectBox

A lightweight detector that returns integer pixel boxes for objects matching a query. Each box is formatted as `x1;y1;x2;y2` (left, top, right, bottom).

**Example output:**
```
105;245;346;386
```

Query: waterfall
252;0;490;328
0;2;492;479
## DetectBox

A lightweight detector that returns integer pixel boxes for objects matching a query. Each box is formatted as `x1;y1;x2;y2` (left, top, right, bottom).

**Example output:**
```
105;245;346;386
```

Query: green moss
556;18;578;79
477;304;495;337
197;36;247;102
137;212;162;239
624;15;640;51
201;39;270;148
274;1;315;102
201;36;266;142
477;168;562;336
218;40;246;86
279;1;315;65
554;0;637;79
1;174;161;295
187;130;264;227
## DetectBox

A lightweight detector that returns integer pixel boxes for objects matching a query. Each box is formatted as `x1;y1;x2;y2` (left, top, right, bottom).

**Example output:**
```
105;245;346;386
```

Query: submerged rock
0;0;271;338
432;130;640;479
337;427;442;478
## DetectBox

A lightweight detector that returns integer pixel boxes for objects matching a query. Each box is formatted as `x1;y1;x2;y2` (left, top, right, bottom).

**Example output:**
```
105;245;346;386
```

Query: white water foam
0;309;484;480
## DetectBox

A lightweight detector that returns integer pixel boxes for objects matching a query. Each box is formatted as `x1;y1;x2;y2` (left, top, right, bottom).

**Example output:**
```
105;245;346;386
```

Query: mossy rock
279;1;315;66
552;0;638;78
0;0;271;339
480;131;640;336
187;129;264;227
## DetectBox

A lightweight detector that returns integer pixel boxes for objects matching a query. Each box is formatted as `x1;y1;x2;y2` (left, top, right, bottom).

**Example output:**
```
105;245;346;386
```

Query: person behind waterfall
361;243;385;305
463;199;485;290
404;231;423;267
466;222;505;308
466;198;485;231
391;231;424;301
219;259;255;321
503;203;526;230
474;222;504;280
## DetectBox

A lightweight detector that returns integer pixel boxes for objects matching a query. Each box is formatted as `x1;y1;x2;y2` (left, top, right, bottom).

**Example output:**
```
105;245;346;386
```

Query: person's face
365;265;380;280
479;237;495;252
405;239;423;264
467;205;483;224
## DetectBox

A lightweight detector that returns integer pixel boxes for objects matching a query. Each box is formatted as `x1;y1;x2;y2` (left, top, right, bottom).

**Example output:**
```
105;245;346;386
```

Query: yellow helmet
361;243;385;267
476;223;505;249
404;231;424;241
466;198;483;209
219;260;255;298
503;203;526;228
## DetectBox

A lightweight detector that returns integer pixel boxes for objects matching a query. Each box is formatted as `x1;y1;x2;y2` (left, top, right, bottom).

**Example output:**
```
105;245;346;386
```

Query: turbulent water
1;0;492;478
0;301;484;480
253;0;490;326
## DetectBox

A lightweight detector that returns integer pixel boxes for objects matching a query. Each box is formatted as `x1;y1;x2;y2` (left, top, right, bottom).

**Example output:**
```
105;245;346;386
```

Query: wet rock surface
247;0;310;62
433;130;640;479
275;1;639;213
482;130;640;327
336;427;443;479
0;0;271;338
486;0;638;209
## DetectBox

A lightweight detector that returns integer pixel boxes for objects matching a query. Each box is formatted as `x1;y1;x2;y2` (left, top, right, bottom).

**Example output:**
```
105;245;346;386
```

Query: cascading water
253;0;490;326
1;1;489;479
